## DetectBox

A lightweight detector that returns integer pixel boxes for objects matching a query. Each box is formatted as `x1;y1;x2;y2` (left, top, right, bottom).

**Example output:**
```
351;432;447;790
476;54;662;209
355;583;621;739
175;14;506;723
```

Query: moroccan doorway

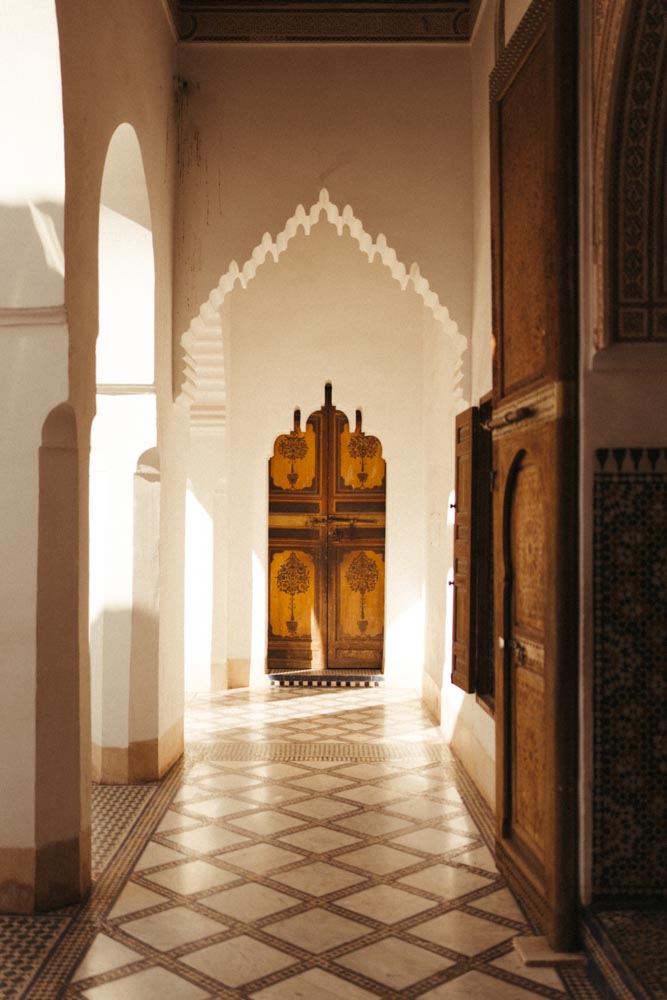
267;385;386;672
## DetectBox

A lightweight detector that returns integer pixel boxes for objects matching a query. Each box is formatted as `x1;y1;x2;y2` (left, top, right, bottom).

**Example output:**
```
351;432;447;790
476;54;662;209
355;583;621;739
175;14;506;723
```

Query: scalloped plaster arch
179;188;468;428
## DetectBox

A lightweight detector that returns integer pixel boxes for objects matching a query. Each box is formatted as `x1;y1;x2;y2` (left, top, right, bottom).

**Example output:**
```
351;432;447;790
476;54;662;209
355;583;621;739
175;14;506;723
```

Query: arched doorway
268;385;386;672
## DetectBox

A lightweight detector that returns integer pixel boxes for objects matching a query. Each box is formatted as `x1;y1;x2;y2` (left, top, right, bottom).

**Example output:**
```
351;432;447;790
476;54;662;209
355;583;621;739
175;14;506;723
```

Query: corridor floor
47;687;599;997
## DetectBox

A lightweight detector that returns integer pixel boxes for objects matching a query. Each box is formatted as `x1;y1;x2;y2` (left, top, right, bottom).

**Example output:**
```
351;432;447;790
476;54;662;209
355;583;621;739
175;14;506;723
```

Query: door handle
481;407;533;431
508;638;526;664
308;515;377;526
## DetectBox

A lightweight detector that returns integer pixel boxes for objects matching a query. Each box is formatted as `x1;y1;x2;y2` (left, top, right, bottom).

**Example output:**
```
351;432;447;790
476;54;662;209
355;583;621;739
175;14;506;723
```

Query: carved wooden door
268;386;385;671
490;2;578;950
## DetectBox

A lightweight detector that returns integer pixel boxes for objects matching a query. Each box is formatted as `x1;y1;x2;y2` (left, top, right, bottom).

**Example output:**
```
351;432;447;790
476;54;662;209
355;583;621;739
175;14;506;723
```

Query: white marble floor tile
337;883;439;923
180;934;297;987
471;888;527;922
398;863;493;900
385;798;458;821
250;966;380;999
109;881;169;918
198;773;261;792
286;774;354;792
340;844;420;875
202;882;298;921
265;906;370;954
390;828;475;856
336;936;454;989
242;785;309;805
166;825;251;853
270;860;367;896
121;905;224;952
72;933;142;981
333;763;398;780
247;763;308;779
334;784;402;805
156;810;200;833
335;811;410;836
279;825;359;854
454;845;499;873
410;909;515;955
220;842;305;873
144;859;239;894
182;796;256;819
228;809;306;834
284;796;359;820
82;966;209;1000
417;969;546;999
134;843;186;871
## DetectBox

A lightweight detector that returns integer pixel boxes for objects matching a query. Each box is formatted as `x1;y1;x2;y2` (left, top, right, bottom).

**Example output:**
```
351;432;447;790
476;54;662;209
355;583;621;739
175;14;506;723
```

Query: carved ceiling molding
179;188;467;429
610;0;667;343
174;2;476;42
594;0;667;348
592;0;630;349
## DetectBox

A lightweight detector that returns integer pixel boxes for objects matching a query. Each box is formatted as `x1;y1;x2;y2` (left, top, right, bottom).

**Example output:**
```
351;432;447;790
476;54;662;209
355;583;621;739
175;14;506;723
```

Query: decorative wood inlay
513;666;546;856
490;381;574;437
269;548;316;639
175;2;475;42
510;462;545;633
268;387;386;671
498;35;548;395
610;0;667;343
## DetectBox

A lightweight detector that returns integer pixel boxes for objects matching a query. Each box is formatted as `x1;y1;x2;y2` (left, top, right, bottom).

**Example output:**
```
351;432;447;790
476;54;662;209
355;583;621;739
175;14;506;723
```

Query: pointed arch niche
179;190;468;691
90;123;161;782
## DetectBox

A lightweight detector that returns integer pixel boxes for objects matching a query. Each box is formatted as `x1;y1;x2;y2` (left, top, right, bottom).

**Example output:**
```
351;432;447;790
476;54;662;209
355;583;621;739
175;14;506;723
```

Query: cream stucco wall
0;1;69;878
174;43;473;396
56;0;183;786
427;0;497;809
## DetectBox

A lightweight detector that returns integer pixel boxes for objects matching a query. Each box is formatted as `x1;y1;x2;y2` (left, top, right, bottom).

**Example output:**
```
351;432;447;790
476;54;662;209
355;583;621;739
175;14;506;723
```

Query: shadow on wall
89;605;164;785
0;202;64;306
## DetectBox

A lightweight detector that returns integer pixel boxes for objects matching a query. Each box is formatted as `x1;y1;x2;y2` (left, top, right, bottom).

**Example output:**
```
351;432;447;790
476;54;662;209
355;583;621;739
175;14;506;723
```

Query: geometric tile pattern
0;783;158;1000
2;687;602;998
585;907;667;1000
593;448;667;895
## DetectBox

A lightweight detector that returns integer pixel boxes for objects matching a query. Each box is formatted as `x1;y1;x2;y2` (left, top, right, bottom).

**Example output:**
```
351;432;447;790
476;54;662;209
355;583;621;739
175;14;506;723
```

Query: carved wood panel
490;0;578;953
268;387;385;671
610;0;667;341
452;408;477;692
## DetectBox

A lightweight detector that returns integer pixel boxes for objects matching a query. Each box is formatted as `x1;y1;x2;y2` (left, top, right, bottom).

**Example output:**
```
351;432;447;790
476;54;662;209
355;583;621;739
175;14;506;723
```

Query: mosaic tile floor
8;687;602;998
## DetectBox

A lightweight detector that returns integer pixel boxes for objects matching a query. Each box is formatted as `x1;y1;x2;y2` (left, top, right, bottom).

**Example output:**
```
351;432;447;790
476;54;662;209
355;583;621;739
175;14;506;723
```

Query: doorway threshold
268;669;384;688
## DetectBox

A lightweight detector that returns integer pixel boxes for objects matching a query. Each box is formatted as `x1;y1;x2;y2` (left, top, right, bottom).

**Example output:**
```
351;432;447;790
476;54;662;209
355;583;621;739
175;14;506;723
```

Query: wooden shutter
451;406;479;692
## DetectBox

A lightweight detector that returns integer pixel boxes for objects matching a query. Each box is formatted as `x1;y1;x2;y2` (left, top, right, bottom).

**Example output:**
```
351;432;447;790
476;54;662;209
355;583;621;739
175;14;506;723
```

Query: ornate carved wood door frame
268;385;386;671
490;0;579;950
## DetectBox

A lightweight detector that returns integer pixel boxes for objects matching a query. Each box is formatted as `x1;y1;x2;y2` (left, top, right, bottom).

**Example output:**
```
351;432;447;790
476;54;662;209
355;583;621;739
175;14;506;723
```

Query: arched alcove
179;191;465;693
90;123;160;782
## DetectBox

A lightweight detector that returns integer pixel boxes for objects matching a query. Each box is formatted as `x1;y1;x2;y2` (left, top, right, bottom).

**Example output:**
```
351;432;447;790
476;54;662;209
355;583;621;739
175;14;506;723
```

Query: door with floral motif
268;385;386;671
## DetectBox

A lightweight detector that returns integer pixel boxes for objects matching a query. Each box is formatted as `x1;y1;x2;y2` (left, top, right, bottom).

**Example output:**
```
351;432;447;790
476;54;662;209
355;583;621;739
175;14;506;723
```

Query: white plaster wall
89;393;157;749
174;43;473;395
220;222;436;686
0;1;65;308
425;0;497;809
0;0;69;850
89;125;158;753
56;0;181;769
0;324;68;845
